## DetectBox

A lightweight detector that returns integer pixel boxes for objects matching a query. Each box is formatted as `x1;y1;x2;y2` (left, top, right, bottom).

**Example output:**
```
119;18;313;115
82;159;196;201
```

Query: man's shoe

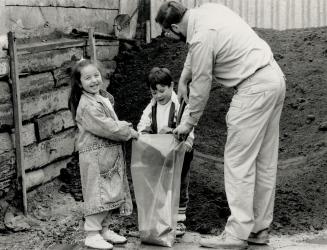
248;229;269;245
176;222;186;237
102;229;127;244
199;231;248;249
85;233;113;249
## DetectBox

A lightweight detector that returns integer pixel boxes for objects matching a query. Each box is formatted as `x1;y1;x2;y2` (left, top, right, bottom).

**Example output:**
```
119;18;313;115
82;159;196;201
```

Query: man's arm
178;53;192;103
185;31;214;127
174;31;215;138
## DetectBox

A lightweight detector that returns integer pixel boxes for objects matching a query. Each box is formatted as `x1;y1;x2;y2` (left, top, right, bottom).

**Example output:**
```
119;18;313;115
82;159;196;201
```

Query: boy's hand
183;142;193;152
158;126;173;134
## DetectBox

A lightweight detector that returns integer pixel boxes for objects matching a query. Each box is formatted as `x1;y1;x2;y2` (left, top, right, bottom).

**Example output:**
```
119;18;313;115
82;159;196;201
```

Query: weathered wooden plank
95;40;119;46
21;87;70;121
1;40;119;77
19;72;55;98
5;0;119;9
17;39;86;55
24;128;76;170
18;47;83;74
36;110;75;140
89;28;97;62
8;31;27;214
25;157;72;191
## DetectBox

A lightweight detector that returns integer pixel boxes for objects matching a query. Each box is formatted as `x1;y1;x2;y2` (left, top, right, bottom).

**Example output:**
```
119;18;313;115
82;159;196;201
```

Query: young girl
68;59;138;250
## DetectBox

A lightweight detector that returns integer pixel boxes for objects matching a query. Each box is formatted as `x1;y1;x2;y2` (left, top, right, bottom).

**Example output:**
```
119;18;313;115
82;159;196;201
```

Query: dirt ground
1;27;327;249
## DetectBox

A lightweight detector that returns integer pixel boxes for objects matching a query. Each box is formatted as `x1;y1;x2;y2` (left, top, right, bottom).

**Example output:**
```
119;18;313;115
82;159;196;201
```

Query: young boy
137;67;194;236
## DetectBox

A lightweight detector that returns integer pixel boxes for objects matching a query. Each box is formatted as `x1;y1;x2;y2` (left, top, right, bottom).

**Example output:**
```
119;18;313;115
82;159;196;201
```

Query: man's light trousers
224;60;286;240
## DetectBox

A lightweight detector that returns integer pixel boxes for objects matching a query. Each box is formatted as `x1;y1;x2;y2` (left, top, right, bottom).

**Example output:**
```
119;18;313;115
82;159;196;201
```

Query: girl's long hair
68;59;93;119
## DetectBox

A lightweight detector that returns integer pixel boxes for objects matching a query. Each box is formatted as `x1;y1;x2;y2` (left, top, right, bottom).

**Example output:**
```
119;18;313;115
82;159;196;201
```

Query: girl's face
151;84;173;105
80;64;103;94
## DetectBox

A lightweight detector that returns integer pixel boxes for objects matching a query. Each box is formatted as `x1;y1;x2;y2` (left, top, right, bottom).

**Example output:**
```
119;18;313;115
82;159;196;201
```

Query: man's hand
158;126;173;134
177;79;189;104
173;123;193;141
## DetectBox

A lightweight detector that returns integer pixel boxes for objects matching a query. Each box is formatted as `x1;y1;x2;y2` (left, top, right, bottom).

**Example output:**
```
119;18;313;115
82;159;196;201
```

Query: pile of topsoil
108;27;327;235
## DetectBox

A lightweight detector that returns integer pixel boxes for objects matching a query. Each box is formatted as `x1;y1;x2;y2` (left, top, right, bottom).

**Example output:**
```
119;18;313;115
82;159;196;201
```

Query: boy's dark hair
147;67;173;90
155;1;187;29
68;59;95;118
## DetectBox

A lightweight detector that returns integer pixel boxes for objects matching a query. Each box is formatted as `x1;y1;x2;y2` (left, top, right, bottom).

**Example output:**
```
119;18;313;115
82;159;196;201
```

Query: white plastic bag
131;134;185;247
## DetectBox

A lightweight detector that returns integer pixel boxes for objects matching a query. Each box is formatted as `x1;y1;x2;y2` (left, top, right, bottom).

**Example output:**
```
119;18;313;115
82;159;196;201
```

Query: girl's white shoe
102;229;127;244
85;233;113;249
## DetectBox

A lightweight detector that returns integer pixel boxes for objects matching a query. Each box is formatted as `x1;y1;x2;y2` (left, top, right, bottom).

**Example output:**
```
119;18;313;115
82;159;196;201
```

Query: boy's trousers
179;149;194;216
224;59;286;240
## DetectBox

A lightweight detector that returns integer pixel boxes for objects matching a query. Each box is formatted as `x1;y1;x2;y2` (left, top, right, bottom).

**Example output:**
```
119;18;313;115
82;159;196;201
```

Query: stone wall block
0;58;9;78
11;123;36;147
22;87;70;121
0;103;13;127
19;72;55;98
18;48;83;74
0;81;11;104
1;123;37;154
0;133;13;155
0;151;16;191
25;157;72;191
36;110;75;141
53;60;75;88
24;128;76;170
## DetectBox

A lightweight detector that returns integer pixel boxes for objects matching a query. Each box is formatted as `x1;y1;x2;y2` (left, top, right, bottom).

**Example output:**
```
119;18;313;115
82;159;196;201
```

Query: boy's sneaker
85;233;113;249
199;231;248;249
247;229;269;245
177;213;186;222
176;222;186;237
102;229;127;244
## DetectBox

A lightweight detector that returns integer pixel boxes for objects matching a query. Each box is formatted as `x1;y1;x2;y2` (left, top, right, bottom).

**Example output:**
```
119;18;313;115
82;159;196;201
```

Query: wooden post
88;28;96;62
146;20;151;44
8;31;28;215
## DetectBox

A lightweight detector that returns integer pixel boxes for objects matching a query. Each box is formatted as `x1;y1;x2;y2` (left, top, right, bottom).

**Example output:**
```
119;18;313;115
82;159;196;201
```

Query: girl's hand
158;126;173;134
131;129;139;139
121;121;133;127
